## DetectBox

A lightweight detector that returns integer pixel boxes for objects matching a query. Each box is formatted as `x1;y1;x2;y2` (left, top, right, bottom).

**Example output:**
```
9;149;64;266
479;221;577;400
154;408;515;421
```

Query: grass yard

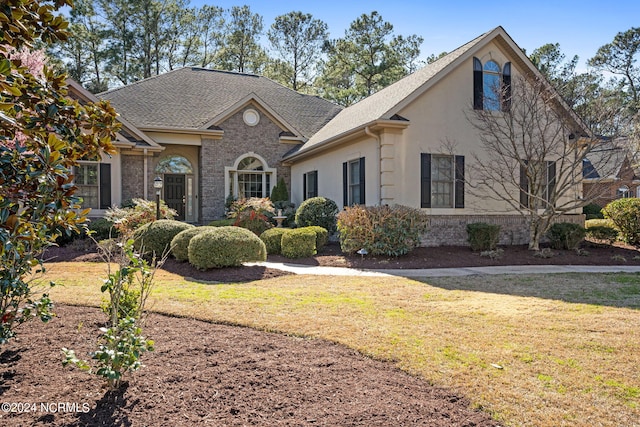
38;262;640;426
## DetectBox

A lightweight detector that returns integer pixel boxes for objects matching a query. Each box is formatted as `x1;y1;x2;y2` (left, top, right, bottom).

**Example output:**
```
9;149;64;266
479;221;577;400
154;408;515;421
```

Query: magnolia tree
466;75;617;250
0;0;118;343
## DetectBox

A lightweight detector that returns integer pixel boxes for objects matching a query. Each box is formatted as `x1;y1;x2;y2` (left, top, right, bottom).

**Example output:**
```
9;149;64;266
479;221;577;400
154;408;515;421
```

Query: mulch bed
0;305;500;426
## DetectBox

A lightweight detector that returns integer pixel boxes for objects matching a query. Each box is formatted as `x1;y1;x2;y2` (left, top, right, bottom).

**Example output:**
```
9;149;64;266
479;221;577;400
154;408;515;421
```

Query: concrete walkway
245;261;640;278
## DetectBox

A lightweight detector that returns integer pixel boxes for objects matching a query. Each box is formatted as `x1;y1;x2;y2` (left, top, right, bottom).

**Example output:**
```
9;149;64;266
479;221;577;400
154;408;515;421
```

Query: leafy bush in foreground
132;220;194;256
546;223;586;250
281;228;317;258
171;226;217;262
295;197;339;232
466;223;500;251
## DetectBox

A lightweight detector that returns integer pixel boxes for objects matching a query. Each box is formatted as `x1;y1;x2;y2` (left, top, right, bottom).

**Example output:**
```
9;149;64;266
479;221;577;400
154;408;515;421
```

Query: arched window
617;185;630;199
227;154;276;199
473;57;511;111
156;155;193;174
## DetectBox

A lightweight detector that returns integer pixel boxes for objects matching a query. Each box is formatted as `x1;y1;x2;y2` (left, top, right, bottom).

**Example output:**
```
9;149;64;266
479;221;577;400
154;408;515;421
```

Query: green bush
301;226;329;251
260;228;288;255
281;228;317;258
583;203;604;220
585;225;618;244
270;177;289;202
132;220;194;256
602;198;640;244
89;218;118;241
546;222;586;250
188;226;267;269
337;205;429;256
295;196;339;232
466;223;500;251
171;226;217;262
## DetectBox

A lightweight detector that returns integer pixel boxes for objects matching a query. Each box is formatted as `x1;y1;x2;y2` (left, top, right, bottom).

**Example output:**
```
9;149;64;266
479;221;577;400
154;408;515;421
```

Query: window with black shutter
342;158;365;206
421;154;464;208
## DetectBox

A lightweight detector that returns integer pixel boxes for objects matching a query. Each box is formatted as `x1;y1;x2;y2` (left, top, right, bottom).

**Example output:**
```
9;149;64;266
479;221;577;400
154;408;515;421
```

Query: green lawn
39;262;640;426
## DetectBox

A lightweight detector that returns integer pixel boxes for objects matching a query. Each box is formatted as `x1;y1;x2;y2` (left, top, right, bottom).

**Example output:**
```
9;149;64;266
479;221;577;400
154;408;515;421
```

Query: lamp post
154;176;163;220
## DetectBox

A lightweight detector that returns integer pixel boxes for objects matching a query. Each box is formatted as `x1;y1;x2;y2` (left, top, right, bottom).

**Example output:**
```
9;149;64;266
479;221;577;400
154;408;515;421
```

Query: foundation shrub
295;197;339;232
281;228;317;258
132;220;194;256
466;223;500;251
546;222;586;250
585;219;618;244
260;228;288;255
583;203;604;220
188;226;267;269
171;226;217;262
602;198;640;244
301;226;329;251
89;218;118;241
228;197;274;236
337;205;428;256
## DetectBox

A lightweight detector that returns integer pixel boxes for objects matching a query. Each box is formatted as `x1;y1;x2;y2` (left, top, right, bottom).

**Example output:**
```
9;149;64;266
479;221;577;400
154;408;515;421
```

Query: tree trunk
528;217;541;251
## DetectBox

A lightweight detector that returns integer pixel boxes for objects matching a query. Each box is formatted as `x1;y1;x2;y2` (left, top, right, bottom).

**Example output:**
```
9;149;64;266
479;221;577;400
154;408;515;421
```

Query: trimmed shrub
188;226;267;269
301;226;329;251
281;228;317;258
585;219;618;244
171;226;217;262
132;220;194;256
295;196;339;232
337;205;428;256
602;198;640;244
260;228;288;255
546;222;586;250
466;223;500;251
583;203;604;220
270;177;289;202
89;217;118;241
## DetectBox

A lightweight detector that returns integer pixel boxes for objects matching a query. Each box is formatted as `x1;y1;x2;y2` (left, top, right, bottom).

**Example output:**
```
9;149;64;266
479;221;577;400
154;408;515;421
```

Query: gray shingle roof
100;68;342;139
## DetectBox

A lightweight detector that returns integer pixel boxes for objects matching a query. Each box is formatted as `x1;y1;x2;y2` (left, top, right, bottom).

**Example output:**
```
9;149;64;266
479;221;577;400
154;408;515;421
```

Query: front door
164;174;185;220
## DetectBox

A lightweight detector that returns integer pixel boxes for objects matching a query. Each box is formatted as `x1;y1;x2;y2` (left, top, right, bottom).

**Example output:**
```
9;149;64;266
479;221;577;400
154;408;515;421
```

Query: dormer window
473;57;511;111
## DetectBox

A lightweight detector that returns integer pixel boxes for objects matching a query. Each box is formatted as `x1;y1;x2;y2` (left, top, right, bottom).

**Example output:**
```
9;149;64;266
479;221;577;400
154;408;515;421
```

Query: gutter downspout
364;126;382;205
143;148;148;200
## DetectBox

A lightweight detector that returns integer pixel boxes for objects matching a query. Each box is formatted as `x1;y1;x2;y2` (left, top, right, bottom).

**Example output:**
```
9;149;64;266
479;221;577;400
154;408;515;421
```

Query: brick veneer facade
420;214;585;247
121;154;146;202
200;107;294;221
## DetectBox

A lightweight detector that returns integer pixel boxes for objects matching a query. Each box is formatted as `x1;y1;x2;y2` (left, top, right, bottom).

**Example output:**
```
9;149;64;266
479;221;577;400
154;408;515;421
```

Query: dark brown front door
164;174;185;220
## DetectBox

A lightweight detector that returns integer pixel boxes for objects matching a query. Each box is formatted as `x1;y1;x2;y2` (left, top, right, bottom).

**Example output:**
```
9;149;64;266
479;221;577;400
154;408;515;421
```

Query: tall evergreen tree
217;5;266;74
267;11;328;91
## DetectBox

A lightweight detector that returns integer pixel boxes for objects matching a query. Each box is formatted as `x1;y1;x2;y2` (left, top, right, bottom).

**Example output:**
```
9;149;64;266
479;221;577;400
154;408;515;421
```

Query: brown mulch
42;239;640;284
0;305;500;427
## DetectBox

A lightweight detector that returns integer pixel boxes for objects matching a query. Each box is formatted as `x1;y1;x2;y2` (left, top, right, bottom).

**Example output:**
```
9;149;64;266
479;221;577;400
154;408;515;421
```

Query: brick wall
121;154;146;202
420;214;585;247
201;107;294;221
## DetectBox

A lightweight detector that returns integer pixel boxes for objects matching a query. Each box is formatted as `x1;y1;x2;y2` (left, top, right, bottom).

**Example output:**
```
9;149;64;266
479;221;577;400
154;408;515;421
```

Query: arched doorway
156;155;194;221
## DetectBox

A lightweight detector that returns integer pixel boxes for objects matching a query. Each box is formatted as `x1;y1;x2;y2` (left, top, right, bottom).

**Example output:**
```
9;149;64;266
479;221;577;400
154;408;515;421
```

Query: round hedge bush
132;220;194;256
300;226;329;251
188;226;267;269
281;228;317;258
295;196;338;232
260;228;288;255
171;226;217;262
602;198;640;244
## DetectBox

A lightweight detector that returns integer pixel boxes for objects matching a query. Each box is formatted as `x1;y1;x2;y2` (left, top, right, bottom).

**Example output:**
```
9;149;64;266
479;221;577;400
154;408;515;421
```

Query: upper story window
473;57;511;111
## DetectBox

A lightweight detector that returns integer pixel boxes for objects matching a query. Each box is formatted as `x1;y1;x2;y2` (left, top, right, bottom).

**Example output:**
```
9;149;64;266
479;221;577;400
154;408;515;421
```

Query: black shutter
343;162;348;207
421;153;431;208
502;62;512;111
547;161;556;204
454;155;465;208
519;161;529;208
99;163;111;209
473;57;483;110
359;157;365;205
312;171;318;198
303;173;307;200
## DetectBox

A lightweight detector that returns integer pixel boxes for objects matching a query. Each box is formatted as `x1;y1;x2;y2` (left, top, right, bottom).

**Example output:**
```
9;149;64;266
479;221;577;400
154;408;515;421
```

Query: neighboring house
583;138;640;208
99;69;341;222
284;26;587;245
82;26;588;246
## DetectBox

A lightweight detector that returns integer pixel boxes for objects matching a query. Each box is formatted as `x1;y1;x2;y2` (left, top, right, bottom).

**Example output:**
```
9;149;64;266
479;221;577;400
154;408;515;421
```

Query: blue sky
191;0;638;72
